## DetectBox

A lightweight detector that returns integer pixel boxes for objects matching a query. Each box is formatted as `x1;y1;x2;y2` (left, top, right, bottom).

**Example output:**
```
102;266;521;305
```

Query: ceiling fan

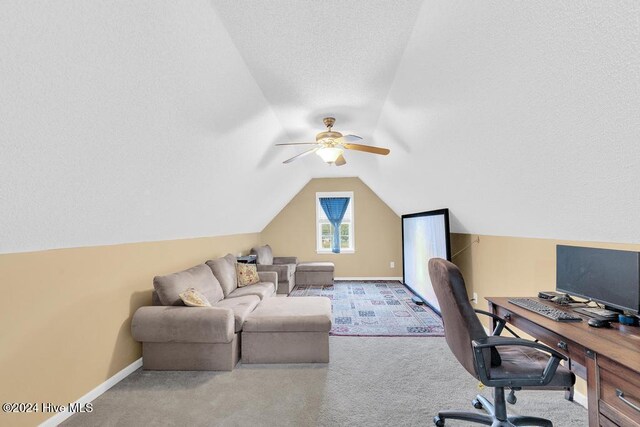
276;117;390;166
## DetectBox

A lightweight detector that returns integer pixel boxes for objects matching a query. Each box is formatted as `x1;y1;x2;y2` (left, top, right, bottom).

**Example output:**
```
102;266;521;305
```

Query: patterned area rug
289;281;444;337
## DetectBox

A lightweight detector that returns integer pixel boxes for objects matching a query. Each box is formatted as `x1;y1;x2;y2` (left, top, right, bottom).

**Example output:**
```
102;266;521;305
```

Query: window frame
316;191;355;254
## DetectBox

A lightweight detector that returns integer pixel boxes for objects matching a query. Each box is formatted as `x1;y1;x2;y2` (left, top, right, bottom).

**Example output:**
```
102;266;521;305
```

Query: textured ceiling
1;1;639;253
213;0;640;244
0;0;308;253
212;0;421;144
366;1;640;243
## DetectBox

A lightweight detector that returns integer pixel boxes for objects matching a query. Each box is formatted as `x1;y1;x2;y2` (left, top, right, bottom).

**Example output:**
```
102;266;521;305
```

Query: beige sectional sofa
131;253;331;371
132;254;277;371
250;245;298;295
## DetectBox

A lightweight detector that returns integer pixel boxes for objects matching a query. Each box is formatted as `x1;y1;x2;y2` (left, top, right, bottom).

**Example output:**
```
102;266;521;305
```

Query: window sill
316;249;355;254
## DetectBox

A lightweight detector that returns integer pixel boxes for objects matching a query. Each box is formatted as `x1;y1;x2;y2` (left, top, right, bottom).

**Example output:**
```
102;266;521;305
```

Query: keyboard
508;298;582;322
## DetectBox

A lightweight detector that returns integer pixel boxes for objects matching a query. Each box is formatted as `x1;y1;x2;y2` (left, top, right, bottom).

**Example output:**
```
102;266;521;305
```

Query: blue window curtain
319;197;350;253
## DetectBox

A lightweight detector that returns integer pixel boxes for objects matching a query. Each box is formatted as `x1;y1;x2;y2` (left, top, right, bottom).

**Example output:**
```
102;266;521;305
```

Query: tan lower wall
0;233;260;426
451;233;640;403
260;177;403;278
6;227;632;424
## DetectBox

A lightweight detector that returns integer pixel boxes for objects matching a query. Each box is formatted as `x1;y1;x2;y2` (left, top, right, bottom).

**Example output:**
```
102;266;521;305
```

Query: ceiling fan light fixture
276;117;389;165
316;146;343;164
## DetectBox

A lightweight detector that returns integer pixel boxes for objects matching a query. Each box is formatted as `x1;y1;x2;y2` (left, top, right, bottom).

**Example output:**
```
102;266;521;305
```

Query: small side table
236;255;257;264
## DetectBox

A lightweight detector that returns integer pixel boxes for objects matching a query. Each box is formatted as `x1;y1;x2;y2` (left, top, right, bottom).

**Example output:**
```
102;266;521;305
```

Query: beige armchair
250;245;298;295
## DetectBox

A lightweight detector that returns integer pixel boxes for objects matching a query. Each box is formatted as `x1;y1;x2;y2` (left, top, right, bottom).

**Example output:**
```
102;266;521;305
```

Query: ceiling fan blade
334;134;363;144
275;142;318;146
335;154;346;166
343;143;390;155
283;147;318;164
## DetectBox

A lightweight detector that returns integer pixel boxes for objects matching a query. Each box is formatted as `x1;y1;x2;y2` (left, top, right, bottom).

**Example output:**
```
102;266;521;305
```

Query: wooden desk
487;297;640;427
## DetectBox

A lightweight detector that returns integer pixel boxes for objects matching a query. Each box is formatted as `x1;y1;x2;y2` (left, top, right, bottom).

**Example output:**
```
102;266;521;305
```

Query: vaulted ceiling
1;1;638;253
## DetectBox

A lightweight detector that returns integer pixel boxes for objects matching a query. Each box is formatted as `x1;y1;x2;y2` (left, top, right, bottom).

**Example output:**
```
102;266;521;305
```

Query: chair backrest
428;258;491;378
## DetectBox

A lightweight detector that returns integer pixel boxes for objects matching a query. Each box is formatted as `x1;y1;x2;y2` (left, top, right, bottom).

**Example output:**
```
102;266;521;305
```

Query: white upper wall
1;1;638;253
368;1;640;243
0;1;310;253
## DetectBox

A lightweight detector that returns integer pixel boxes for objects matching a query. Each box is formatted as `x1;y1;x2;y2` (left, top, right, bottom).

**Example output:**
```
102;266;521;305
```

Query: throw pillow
236;263;260;287
179;288;212;307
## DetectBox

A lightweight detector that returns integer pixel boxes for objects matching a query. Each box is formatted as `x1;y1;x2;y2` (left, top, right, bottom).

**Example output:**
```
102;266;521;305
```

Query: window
316;191;354;253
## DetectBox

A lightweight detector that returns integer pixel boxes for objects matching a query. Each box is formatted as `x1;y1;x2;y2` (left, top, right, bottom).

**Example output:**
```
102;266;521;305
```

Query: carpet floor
289;281;444;336
63;337;587;426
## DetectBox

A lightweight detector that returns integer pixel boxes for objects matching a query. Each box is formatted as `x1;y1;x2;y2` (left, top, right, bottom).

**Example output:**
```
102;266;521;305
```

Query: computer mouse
587;318;610;328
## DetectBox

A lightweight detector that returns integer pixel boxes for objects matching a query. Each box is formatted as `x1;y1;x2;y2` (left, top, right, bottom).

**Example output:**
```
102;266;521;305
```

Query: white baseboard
573;389;587;409
334;276;403;281
39;357;142;427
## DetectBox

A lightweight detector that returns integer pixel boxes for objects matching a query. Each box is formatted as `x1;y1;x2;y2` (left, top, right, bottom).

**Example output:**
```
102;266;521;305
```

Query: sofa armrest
256;264;288;282
273;256;298;265
131;306;234;344
257;271;278;285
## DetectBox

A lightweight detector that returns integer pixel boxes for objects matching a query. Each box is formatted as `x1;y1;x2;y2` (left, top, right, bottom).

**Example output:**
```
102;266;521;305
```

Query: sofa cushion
213;295;260;332
251;245;273;265
224;253;237;267
227;282;275;300
236;263;260;287
153;264;224;306
179;288;212;307
206;254;238;297
243;296;332;333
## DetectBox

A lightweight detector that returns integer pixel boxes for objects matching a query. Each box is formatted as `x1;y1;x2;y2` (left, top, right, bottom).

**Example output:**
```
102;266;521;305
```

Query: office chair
428;258;576;427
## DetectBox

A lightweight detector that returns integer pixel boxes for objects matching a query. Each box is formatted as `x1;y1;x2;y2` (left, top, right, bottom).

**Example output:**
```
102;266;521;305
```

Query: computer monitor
556;245;640;315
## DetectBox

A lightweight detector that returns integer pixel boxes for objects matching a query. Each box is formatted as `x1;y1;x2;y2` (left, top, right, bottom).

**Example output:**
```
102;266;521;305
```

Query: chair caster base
433;392;554;426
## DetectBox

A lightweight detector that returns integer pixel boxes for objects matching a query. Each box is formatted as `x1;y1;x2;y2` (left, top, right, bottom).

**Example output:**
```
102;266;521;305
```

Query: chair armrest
472;336;566;387
273;256;298;265
257;271;277;286
474;309;520;338
256;264;288;281
131;306;234;344
473;336;567;360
